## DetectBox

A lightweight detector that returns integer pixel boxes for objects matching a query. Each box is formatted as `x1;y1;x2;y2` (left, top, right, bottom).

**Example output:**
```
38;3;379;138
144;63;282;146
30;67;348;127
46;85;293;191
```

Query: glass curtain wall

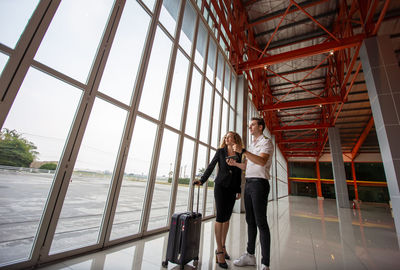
0;0;239;268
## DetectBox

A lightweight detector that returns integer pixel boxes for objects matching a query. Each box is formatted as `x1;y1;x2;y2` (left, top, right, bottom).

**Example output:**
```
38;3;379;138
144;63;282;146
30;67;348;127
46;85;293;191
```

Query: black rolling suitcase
162;185;202;269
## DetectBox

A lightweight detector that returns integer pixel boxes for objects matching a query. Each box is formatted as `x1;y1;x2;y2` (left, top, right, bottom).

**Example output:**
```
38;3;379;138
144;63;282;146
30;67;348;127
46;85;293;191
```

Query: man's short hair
251;117;265;131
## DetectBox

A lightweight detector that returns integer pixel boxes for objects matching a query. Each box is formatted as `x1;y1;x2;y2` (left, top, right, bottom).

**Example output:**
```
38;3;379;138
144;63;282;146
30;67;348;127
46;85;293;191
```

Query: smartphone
226;155;238;161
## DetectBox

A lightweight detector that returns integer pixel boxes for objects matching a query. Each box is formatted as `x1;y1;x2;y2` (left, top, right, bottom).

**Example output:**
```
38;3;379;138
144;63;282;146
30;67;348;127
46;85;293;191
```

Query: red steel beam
290;0;339;41
283;148;319;152
279;138;324;144
351;117;374;159
258;3;293;60
286;154;318;157
261;96;342;111
239;34;365;71
273;123;331;131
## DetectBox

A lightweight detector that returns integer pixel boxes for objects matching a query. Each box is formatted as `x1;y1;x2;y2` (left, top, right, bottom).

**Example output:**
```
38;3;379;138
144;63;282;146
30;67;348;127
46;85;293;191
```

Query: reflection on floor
38;196;400;270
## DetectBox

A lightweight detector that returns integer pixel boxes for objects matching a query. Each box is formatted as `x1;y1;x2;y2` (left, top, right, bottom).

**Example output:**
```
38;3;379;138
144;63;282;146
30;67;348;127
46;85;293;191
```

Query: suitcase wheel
162;260;168;268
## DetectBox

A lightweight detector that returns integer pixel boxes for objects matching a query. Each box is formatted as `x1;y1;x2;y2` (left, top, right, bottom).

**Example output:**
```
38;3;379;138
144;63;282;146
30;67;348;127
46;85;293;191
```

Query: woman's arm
196;149;220;185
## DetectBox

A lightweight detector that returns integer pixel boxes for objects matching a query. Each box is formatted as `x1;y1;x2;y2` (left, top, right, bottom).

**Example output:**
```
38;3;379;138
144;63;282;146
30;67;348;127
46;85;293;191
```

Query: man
228;117;273;270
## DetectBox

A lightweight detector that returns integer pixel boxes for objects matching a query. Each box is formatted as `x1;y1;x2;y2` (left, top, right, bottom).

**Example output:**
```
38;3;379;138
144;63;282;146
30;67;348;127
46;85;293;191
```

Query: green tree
39;163;57;170
0;129;38;167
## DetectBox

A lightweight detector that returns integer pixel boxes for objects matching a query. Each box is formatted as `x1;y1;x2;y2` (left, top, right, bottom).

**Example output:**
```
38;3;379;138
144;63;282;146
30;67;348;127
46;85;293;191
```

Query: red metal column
316;159;323;198
351;161;359;201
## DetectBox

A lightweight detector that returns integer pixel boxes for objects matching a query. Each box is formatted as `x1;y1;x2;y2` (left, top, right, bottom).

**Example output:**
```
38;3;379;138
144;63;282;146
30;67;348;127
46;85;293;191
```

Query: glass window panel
175;138;194;213
206;39;216;82
142;0;156;11
199;82;212;143
98;1;151;104
215;52;223;92
139;27;172;119
205;149;215;216
110;116;157;240
50;98;127;254
0;53;9;77
221;101;228;135
0;68;81;264
179;0;196;55
34;0;114;83
0;0;39;49
223;64;230;100
230;72;236;107
194;21;207;70
211;93;221;147
195;145;207;214
185;68;201;137
229;108;235;131
148;129;179;231
166;51;189;130
159;0;181;37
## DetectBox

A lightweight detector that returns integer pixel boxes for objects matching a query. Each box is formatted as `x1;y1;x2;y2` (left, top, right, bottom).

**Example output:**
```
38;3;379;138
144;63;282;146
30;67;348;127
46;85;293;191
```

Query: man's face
249;120;261;136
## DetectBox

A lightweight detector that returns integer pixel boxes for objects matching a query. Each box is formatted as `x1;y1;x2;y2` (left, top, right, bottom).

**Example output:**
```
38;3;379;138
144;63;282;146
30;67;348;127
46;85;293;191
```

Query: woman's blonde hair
219;131;243;148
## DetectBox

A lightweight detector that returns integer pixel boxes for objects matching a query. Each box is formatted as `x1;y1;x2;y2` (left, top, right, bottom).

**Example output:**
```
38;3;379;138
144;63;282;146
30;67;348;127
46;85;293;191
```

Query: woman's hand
226;158;237;167
193;180;202;186
236;193;241;200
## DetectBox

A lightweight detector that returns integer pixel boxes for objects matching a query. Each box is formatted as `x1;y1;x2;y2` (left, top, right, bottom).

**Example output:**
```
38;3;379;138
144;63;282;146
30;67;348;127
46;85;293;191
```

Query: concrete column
328;127;350;208
233;75;247;213
360;35;400;237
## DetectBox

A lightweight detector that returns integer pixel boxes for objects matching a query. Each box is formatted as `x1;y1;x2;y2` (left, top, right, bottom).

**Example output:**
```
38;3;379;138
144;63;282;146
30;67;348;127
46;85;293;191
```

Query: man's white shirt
245;135;274;179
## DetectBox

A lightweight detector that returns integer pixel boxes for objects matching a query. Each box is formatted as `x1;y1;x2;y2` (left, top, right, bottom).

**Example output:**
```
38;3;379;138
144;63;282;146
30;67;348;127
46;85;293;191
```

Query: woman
194;131;243;269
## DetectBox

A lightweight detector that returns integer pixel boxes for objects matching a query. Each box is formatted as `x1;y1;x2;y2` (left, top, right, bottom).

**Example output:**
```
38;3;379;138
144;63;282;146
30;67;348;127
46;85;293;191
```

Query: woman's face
225;133;236;145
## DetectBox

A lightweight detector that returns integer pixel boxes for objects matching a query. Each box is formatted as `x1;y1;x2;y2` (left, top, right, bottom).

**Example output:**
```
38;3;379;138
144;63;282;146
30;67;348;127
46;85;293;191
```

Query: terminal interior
0;0;399;269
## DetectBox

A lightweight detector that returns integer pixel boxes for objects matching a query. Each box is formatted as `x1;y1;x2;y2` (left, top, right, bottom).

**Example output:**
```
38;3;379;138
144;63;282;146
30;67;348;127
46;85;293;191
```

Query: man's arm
245;151;269;166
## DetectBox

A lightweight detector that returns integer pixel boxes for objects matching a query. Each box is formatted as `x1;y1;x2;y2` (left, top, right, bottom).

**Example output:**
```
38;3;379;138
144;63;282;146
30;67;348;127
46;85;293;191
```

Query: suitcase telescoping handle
196;183;200;214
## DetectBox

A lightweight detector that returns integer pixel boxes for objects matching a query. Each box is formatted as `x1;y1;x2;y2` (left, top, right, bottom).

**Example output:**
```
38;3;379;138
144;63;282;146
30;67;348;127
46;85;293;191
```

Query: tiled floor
38;196;400;270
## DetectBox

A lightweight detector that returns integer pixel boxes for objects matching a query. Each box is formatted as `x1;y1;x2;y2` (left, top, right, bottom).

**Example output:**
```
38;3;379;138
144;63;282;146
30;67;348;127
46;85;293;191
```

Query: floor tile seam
309;228;319;270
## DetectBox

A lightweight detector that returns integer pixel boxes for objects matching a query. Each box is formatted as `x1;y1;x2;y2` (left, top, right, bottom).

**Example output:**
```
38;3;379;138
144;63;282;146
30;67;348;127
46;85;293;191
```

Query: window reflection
139;27;172;120
166;50;189;130
0;0;39;49
185;68;202;137
230;73;236;107
224;65;230;100
211;93;221;147
199;82;212;143
0;68;81;264
216;52;223;92
98;0;151;104
50;98;127;254
34;0;115;83
159;0;181;37
221;101;228;136
206;39;216;82
110;116;157;240
194;21;207;70
179;0;196;54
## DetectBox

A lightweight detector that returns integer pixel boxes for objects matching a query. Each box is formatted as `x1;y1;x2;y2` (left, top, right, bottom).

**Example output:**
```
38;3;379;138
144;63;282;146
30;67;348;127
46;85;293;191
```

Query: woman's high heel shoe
215;250;228;269
222;245;230;260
